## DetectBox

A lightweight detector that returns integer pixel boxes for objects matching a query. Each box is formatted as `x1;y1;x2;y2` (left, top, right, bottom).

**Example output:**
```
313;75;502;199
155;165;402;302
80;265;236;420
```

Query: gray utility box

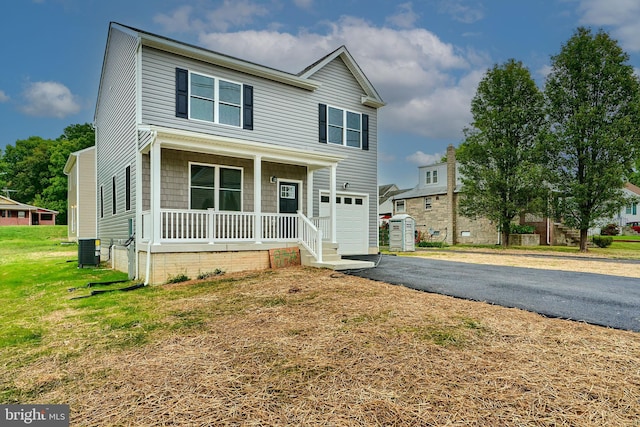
389;214;416;252
78;238;101;268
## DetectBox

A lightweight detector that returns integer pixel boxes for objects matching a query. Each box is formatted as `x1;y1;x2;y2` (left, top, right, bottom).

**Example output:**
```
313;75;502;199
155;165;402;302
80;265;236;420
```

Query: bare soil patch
24;267;640;426
413;248;640;278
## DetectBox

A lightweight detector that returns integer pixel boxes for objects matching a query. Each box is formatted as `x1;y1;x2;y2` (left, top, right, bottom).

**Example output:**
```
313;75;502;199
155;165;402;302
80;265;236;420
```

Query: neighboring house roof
63;145;96;175
0;196;58;213
379;186;411;205
624;182;640;196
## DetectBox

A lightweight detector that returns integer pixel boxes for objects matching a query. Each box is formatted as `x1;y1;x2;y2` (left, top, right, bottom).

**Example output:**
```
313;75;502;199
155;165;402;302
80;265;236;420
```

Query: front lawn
1;226;639;425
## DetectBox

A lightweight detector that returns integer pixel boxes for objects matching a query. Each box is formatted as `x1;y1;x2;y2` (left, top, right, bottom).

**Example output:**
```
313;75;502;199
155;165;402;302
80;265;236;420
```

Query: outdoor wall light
343;182;349;189
270;176;277;183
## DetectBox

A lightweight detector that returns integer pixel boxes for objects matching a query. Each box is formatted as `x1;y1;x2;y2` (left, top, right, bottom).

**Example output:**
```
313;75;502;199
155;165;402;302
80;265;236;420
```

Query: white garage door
320;192;368;255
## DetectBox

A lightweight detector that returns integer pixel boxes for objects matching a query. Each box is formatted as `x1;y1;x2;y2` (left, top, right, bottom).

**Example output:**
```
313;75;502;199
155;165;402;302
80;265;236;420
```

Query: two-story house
94;23;384;283
391;145;498;245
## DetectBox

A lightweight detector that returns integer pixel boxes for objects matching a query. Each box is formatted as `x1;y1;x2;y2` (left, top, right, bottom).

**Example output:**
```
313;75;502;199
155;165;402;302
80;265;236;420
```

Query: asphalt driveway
346;254;640;332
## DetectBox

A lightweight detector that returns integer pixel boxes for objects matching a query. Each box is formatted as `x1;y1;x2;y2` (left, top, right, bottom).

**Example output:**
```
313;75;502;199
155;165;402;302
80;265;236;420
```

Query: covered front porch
135;126;372;282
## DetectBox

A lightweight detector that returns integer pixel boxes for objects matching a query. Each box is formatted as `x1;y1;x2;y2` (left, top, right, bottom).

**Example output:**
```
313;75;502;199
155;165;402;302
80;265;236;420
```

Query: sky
2;0;640;189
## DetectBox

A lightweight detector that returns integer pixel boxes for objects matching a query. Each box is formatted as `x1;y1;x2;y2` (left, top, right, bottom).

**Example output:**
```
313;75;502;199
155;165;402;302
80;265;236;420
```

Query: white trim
149;125;345;170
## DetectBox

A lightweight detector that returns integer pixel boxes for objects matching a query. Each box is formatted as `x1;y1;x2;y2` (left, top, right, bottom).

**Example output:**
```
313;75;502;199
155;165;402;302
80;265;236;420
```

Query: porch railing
140;209;323;262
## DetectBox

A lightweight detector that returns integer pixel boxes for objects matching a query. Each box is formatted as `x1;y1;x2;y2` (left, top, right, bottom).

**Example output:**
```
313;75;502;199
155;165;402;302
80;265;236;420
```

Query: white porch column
330;164;337;244
306;168;314;218
253;155;262;243
151;141;162;245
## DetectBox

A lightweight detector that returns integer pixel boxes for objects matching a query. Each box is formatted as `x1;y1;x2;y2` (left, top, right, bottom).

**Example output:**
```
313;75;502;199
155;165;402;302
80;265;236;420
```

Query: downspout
143;130;157;286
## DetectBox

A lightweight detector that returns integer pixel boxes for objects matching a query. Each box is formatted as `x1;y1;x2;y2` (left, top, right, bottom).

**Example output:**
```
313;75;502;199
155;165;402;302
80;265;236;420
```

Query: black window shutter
362;113;369;151
175;68;188;118
243;84;253;130
319;103;327;143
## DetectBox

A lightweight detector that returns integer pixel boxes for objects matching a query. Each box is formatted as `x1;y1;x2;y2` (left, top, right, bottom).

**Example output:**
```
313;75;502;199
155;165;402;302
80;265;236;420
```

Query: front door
278;181;300;239
279;181;299;214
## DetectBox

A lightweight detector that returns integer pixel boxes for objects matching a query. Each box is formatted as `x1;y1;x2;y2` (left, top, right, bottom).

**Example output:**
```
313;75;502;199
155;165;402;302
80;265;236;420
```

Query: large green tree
458;59;546;247
544;27;640;251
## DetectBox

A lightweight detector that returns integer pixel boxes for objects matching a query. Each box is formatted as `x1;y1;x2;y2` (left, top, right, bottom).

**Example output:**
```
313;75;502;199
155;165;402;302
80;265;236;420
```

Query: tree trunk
501;227;510;247
579;228;589;252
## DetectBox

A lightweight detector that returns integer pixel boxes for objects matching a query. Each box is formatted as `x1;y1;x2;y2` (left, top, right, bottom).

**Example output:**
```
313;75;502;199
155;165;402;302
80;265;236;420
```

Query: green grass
0;225;248;384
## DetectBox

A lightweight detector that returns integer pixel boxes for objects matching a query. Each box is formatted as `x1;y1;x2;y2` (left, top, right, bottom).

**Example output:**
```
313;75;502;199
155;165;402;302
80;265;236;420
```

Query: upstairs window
327;106;362;148
395;199;405;213
176;68;252;130
189;72;242;126
425;197;432;210
425;170;438;185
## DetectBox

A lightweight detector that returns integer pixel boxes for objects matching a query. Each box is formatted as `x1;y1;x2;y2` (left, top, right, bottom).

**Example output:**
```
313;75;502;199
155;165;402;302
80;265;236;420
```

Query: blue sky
2;0;640;188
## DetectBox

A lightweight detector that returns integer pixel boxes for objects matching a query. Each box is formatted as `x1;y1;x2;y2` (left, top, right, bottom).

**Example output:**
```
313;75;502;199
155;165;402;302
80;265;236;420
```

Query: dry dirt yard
23;255;640;426
412;247;640;278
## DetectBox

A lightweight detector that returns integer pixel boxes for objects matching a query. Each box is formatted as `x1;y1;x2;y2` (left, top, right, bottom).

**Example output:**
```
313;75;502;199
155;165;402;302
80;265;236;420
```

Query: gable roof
625;182;640;196
103;23;384;110
298;45;385;108
0;196;58;213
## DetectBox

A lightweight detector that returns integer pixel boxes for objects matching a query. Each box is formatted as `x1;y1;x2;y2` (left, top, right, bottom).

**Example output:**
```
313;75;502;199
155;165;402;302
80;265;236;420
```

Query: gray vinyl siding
140;47;318;150
95;27;138;242
139;48;378;251
308;58;379;251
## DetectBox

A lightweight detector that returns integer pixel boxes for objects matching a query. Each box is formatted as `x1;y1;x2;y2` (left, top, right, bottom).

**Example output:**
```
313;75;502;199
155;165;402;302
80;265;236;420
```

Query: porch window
18;211;25;218
190;163;242;211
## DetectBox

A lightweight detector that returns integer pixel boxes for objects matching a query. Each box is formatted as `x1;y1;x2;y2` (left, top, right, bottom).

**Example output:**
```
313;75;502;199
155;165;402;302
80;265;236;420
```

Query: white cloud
154;1;270;33
439;1;484;24
0;90;9;103
577;0;640;52
406;150;445;166
155;7;487;142
21;81;81;118
154;6;197;33
293;0;313;9
386;2;419;29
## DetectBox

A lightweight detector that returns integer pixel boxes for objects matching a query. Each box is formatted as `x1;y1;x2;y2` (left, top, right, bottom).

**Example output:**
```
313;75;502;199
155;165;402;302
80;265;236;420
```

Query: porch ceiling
141;125;345;171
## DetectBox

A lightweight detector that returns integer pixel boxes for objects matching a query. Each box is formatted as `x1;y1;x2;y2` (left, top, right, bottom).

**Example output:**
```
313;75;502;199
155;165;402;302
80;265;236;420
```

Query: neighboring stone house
91;23;384;283
0;195;58;226
391;145;498;245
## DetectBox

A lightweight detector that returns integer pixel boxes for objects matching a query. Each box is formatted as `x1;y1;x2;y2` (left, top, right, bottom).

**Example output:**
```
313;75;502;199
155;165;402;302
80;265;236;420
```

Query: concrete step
309;259;375;271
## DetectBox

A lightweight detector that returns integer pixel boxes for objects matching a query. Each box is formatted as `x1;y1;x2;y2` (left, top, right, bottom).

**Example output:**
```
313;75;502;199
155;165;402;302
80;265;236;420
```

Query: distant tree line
458;27;640;251
0;123;95;225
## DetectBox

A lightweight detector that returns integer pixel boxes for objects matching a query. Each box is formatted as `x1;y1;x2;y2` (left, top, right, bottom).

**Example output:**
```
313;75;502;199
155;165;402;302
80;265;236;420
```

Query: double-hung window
327;106;362;148
425;170;438;185
190;163;242;211
189;72;242;127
